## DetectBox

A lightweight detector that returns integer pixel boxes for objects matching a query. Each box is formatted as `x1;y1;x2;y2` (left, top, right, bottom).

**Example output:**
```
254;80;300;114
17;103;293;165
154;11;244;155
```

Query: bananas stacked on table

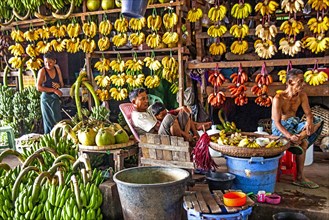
161;56;178;83
304;69;328;86
208;4;227;22
303;34;329;53
231;2;252;19
279;37;302;57
209;41;226;55
163;10;178;29
254;39;277;59
187;7;203;22
255;0;279;16
281;0;304;13
307;16;329;34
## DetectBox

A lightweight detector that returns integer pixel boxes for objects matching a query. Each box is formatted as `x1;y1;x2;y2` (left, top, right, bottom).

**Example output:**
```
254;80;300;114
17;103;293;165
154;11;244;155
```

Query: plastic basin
223;192;247;207
205;171;235;192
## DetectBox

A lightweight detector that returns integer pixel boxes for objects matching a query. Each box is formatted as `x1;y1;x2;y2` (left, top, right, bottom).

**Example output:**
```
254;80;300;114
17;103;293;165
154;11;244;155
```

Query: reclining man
271;68;323;189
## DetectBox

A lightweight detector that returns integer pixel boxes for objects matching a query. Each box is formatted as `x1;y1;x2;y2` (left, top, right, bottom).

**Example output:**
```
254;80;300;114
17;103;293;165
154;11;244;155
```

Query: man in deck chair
129;88;200;143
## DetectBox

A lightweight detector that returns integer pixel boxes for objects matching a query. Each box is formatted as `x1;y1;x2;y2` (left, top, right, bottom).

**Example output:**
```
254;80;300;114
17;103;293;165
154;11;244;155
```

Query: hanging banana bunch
94;56;111;73
304;60;328;86
82;20;97;38
144;52;162;72
66;37;80;53
308;0;329;11
129;32;145;47
49;23;67;38
187;7;203;23
163;9;178;29
37;25;51;40
113;33;128;47
67;19;81;38
302;33;329;54
25;57;43;71
99;15;113;36
110;73;126;87
110;53;125;73
96;89;110;101
80;38;96;53
279;37;302;57
254;39;277;59
255;0;279;16
147;8;162;31
36;40;52;54
25;44;40;58
231;1;252;19
281;0;305;13
278;61;293;84
23;27;40;42
109;87;128;101
8;42;25;56
66;18;81;53
207;25;227;38
114;14;129;33
230;40;248;55
144;51;162;89
209;39;226;56
229;24;249;39
51;38;67;52
307;16;329;34
98;36;111;51
125;52;144;75
208;2;227;22
255;22;278;41
146;32;161;48
129;17;146;31
280;18;304;36
161;52;178;83
126;74;145;88
10;28;24;42
162;31;179;45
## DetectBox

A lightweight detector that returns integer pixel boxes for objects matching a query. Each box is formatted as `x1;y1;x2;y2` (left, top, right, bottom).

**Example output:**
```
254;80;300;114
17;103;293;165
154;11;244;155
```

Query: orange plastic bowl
223;192;247;207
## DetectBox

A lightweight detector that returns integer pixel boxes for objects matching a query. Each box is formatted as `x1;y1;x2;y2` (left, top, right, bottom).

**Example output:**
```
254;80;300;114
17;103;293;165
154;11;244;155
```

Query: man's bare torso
279;92;302;120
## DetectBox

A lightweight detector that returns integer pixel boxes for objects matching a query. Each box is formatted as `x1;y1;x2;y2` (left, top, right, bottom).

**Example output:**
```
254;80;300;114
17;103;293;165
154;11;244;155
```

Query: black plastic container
272;212;310;220
205;171;236;192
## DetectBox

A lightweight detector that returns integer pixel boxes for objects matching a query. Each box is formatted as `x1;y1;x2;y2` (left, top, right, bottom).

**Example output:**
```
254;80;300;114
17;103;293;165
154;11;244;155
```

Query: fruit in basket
187;8;203;22
238;138;261;148
231;2;252;19
114;129;129;144
281;0;304;13
78;128;97;146
87;0;101;11
101;0;115;10
255;0;279;16
95;128;115;146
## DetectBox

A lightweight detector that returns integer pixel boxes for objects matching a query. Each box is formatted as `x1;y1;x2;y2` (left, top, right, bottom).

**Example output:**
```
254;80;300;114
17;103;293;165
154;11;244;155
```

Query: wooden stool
277;151;297;181
0;126;16;151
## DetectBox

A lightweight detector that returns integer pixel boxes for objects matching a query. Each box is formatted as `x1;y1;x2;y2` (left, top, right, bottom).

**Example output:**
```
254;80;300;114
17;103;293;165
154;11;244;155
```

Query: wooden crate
139;133;194;169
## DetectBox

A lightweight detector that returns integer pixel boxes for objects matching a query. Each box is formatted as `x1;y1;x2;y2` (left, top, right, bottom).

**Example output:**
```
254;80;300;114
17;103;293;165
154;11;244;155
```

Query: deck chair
119;103;140;142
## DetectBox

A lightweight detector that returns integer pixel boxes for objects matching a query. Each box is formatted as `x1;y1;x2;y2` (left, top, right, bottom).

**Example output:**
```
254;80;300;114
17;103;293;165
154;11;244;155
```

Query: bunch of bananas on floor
278;70;287;84
144;75;161;89
304;69;328;86
230;24;249;39
308;0;329;10
280;18;304;36
230;40;248;55
254;39;277;59
110;73;126;86
146;32;161;48
129;17;146;31
208;69;226;87
187;7;203;22
98;36;110;51
99;18;112;36
23;28;40;42
163;10;178;29
147;14;162;31
94;57;111;73
251;84;269;96
66;37;80;53
162;31;179;45
67;21;81;38
162;56;178;83
51;38;67;52
307;16;329;34
144;56;162;71
8;56;23;68
82;21;97;38
255;0;279;16
238;138;261;148
255;94;272;107
231;2;252;19
113;33;128;47
207;25;227;38
281;0;304;13
209;42;227;55
114;16;128;33
10;29;24;42
110;56;125;73
109;87;128;100
50;24;67;38
80;38;96;53
279;37;302;57
129;32;145;46
255;22;278;41
26;57;43;70
125;58;144;73
9;43;24;56
208;4;227;21
126;74;145;88
96;89;110;101
95;74;111;88
207;91;226;107
303;34;329;53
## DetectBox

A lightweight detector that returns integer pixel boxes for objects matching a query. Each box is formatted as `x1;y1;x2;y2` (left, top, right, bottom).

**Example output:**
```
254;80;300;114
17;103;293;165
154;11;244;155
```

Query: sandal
292;180;319;189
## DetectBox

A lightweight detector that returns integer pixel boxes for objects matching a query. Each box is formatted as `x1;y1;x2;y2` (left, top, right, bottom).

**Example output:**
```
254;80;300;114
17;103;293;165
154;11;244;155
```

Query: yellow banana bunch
187;8;203;22
163;11;178;29
95;74;111;87
36;41;52;54
162;31;179;45
308;0;329;10
38;26;50;40
278;70;287;84
96;89;110;101
98;36;111;51
110;73;126;86
146;33;161;48
265;140;283;148
144;57;162;71
209;42;226;55
208;5;227;21
230;40;248;55
114;17;128;33
8;56;22;69
82;21;97;38
113;33;128;47
49;24;67;38
23;29;40;42
254;39;277;59
280;18;304;36
126;74;145;88
304;69;328;86
129;32;145;46
231;2;252;19
51;39;67;52
255;0;279;16
10;29;24;42
147;14;162;31
238;138;260;148
207;25;227;38
125;58;144;72
230;24;249;39
99;19;113;36
307;16;329;34
144;75;161;89
170;82;179;94
25;44;40;57
129;17;146;31
279;37;302;57
161;56;178;83
281;0;305;13
80;38;96;53
66;38;80;53
110;58;125;72
95;58;111;73
110;87;128;100
26;57;43;70
303;34;329;53
255;22;278;41
67;22;81;38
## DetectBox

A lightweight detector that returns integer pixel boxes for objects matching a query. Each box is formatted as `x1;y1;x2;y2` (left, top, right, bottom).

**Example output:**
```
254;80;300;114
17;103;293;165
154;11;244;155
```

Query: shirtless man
272;68;323;189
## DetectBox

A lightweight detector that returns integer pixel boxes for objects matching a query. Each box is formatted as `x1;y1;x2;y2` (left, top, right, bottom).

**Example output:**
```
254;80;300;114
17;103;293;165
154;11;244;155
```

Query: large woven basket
209;132;290;158
79;139;136;151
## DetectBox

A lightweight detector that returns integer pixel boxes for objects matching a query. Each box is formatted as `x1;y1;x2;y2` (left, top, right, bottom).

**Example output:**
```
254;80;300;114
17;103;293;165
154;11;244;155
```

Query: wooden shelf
188;56;329;69
93;47;181;55
0;70;34;77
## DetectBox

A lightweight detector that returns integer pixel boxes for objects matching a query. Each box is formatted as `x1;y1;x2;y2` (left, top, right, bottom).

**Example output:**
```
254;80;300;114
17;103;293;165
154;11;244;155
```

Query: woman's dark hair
129;88;146;102
150;101;166;116
43;52;56;60
286;68;303;82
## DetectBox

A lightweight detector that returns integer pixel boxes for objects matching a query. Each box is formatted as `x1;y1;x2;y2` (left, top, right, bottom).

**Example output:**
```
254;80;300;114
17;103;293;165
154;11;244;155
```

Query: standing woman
36;52;64;134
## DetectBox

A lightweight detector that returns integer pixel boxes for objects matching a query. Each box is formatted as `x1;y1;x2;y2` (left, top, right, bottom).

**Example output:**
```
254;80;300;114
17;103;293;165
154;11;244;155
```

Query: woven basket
209;132;290;158
79;139;136;151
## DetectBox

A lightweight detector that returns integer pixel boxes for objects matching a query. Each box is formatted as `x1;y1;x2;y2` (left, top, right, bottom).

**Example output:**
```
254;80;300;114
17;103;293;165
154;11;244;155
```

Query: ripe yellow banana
187;8;203;22
209;42;226;56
